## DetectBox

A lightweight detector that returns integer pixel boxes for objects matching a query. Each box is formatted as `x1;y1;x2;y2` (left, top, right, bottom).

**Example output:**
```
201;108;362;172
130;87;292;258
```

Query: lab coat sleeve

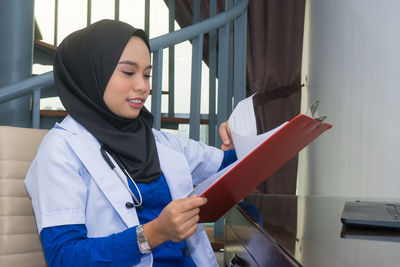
40;224;142;267
219;149;238;171
152;130;224;185
25;129;88;232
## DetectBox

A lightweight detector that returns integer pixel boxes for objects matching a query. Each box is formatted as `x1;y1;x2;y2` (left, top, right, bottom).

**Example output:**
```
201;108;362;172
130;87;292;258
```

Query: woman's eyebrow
118;60;152;70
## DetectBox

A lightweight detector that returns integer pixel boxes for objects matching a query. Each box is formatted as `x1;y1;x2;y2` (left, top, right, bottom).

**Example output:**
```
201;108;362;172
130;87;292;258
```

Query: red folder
197;114;332;222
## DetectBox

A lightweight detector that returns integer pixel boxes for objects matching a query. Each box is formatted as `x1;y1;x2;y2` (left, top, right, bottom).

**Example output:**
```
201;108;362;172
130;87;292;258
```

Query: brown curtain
248;0;305;194
167;0;306;195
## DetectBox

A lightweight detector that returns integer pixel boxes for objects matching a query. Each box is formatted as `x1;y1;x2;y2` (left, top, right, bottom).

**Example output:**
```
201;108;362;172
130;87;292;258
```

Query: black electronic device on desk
340;225;400;242
341;201;400;229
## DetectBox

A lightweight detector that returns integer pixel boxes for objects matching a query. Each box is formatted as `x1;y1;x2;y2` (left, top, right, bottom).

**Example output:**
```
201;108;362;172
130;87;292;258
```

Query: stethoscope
100;144;143;207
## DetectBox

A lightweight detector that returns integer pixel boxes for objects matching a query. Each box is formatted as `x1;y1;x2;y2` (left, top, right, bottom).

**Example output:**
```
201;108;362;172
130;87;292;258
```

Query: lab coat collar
55;115;86;135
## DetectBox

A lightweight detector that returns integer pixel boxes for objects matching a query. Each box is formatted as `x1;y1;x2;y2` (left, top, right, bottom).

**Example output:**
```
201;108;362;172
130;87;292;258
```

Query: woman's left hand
219;121;234;151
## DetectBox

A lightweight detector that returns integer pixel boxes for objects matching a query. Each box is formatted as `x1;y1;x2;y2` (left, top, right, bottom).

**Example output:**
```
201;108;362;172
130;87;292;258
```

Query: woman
25;19;236;266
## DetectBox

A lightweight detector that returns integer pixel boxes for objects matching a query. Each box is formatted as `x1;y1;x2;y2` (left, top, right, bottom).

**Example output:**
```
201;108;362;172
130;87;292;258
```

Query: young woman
25;19;236;266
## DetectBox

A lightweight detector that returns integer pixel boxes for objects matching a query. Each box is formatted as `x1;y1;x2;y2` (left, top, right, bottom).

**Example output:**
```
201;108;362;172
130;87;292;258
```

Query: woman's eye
144;74;151;80
122;71;134;76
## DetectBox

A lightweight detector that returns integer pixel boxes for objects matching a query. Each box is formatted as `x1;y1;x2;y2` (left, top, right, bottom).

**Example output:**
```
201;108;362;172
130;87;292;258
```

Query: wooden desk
224;195;400;266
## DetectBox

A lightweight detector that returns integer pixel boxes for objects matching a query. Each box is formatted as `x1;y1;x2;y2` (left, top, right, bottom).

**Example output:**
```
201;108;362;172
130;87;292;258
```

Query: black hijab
54;19;162;183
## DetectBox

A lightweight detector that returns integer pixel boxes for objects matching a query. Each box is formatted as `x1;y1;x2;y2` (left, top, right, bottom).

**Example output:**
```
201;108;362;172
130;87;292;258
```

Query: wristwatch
136;225;152;254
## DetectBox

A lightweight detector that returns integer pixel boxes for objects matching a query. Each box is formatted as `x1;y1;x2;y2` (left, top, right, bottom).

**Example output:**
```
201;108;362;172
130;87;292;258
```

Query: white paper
229;94;287;161
188;94;287;197
187;160;238;197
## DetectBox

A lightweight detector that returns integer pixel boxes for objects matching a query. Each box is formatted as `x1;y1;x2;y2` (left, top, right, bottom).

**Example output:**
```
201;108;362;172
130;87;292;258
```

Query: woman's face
103;36;151;119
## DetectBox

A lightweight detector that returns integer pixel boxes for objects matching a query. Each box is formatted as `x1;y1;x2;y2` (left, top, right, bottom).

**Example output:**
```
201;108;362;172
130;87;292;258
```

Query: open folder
188;105;332;222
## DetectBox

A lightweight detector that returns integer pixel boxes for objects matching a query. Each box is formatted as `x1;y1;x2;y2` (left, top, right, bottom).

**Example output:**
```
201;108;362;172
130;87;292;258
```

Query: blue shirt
40;149;237;266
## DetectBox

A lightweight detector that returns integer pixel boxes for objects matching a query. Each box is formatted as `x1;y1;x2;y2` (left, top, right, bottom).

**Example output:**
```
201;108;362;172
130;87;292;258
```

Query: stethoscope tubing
100;144;143;207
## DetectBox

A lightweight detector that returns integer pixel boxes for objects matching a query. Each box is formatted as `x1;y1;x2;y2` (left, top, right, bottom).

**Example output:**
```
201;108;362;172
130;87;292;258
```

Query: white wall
298;0;400;197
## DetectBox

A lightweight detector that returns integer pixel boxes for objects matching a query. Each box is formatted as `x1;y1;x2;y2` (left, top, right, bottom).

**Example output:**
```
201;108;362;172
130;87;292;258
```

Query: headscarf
54;19;162;183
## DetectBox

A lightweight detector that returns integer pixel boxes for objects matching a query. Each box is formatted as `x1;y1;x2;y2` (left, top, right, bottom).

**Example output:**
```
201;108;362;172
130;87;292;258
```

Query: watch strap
136;225;151;254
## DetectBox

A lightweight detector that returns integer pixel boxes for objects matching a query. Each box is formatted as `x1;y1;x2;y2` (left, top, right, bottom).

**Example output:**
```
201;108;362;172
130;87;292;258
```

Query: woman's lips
127;98;145;109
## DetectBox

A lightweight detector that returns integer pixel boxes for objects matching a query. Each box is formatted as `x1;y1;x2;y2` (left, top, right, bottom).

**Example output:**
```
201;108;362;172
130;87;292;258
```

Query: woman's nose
133;76;148;93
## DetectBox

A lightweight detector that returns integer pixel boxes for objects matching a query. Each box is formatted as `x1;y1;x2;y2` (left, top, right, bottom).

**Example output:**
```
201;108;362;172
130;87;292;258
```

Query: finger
219;122;235;150
172;220;199;242
190;196;207;207
225;123;234;150
225;121;232;142
218;122;231;146
175;197;207;213
180;214;200;234
175;207;200;226
182;219;200;238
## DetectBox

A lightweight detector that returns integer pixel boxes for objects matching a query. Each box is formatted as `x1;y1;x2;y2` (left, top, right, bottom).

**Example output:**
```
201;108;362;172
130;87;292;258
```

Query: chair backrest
0;126;48;266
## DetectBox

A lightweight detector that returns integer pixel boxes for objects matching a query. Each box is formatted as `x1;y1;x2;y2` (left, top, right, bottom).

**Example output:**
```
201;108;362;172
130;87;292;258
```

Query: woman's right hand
143;196;207;248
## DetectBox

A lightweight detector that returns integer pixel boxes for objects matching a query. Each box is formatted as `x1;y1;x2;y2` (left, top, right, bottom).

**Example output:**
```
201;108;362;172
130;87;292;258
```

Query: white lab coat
25;115;223;267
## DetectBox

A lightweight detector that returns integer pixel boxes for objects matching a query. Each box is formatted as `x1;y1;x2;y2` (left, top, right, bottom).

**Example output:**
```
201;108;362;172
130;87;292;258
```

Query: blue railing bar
87;0;92;26
214;1;233;240
168;0;175;117
214;0;233;243
209;0;218;21
151;49;163;130
189;0;201;140
216;23;230;149
193;0;200;23
189;34;204;141
242;9;248;101
114;0;120;21
191;0;201;138
149;0;248;51
40;85;58;99
32;88;41;129
54;0;59;45
0;72;53;104
208;0;217;146
226;0;234;116
144;0;150;36
233;9;247;107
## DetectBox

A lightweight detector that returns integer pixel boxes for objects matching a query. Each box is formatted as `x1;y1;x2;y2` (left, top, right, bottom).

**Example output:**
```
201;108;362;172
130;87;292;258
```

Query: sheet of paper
188;94;287;197
188;160;238;197
229;94;287;161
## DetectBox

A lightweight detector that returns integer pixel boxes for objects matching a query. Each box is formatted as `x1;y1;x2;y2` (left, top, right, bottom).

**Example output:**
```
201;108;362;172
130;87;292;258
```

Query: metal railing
0;72;53;130
0;0;248;147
